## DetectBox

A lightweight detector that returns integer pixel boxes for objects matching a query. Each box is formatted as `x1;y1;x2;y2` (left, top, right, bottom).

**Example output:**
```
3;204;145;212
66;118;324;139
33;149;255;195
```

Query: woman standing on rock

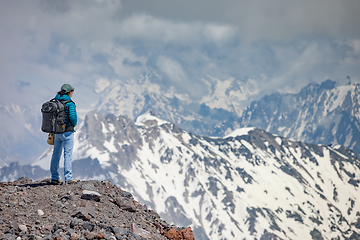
50;84;79;185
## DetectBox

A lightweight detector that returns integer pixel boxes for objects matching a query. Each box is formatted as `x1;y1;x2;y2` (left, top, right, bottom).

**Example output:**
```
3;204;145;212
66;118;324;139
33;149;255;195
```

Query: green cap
61;84;75;93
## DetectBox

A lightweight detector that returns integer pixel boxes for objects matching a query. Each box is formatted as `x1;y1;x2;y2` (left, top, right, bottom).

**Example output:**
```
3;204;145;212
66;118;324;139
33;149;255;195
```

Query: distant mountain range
237;80;360;154
1;111;360;240
95;72;259;138
0;103;45;166
96;78;360;154
2;74;360;163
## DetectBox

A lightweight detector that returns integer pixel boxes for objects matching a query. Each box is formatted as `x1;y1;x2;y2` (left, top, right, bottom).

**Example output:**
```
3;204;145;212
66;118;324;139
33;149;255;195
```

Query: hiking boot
50;179;63;185
65;179;80;185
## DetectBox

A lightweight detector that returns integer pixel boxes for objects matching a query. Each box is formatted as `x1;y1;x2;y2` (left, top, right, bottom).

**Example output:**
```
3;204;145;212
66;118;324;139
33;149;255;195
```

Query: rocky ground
0;177;195;240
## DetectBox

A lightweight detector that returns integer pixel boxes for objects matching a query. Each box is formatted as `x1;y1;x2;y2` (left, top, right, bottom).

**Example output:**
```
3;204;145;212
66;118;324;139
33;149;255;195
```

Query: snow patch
104;137;118;153
108;123;115;132
278;126;286;132
224;127;255;138
275;137;282;146
101;122;109;135
86;148;111;167
135;111;169;127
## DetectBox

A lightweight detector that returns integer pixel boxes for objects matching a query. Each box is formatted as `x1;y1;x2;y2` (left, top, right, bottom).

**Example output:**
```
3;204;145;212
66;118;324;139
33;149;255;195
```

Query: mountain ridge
237;80;360;153
1;111;360;240
94;76;360;154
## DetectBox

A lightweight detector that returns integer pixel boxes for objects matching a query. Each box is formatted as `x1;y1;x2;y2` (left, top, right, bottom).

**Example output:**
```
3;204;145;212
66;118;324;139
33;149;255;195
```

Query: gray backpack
41;98;73;133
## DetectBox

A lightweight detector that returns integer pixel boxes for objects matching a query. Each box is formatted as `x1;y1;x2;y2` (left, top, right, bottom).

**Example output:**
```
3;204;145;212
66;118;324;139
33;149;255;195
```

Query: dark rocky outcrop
0;177;195;240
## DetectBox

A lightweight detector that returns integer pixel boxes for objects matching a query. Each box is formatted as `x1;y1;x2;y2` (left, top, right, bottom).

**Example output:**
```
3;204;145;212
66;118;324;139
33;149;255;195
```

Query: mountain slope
0;103;46;165
237;80;360;153
2;111;360;240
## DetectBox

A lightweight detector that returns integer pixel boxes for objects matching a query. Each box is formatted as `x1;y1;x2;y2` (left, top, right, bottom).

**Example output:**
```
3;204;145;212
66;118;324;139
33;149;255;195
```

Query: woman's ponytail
57;90;67;96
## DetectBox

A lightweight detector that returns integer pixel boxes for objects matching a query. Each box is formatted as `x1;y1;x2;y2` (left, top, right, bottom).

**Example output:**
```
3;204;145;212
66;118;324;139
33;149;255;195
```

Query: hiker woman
50;84;79;185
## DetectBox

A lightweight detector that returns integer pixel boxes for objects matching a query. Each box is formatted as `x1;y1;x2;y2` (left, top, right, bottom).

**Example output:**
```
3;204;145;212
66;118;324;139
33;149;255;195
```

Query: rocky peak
135;111;169;128
320;79;336;90
0;177;195;240
297;79;336;100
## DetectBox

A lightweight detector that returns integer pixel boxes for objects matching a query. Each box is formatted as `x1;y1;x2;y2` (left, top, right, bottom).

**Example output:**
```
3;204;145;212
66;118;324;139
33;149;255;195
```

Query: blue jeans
50;131;74;182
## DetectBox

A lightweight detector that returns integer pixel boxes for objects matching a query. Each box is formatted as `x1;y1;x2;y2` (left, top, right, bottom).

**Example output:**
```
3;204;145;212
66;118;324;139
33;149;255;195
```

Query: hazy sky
1;0;360;114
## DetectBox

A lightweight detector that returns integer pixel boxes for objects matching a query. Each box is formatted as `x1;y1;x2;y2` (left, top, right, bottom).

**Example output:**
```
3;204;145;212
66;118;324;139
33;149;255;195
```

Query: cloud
121;0;360;43
117;13;236;47
157;56;187;83
16;81;31;92
0;0;359;114
343;39;360;65
155;56;211;99
204;25;235;45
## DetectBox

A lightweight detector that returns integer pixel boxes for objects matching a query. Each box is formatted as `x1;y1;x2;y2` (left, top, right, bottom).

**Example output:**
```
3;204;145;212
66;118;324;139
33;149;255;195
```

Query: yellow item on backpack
47;133;54;145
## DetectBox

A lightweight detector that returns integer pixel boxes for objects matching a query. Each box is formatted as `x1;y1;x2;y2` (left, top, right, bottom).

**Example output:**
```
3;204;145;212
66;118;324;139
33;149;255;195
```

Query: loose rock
18;224;27;232
132;223;152;239
81;190;101;202
37;209;44;216
165;228;182;240
0;178;195;240
113;196;137;212
69;232;79;240
181;227;195;240
83;222;95;232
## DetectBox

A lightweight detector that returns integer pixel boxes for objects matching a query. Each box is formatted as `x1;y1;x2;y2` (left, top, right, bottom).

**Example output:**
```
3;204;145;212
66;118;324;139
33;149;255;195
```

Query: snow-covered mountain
237;80;360;153
95;72;259;137
2;111;360;240
0;103;46;165
95;74;360;154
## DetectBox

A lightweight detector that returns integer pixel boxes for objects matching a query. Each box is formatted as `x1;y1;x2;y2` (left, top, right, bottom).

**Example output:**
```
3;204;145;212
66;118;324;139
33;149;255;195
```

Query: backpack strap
61;100;75;108
61;100;76;132
61;100;74;104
